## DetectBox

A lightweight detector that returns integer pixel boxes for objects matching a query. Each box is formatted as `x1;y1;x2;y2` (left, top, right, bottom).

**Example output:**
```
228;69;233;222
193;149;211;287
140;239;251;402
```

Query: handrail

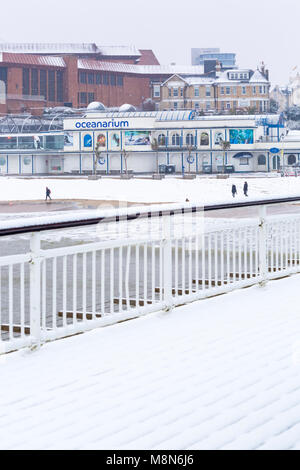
0;196;300;236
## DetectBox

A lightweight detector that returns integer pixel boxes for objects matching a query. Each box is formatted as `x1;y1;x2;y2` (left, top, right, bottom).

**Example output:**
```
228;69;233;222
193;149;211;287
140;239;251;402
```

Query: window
186;133;194;146
79;92;87;104
252;86;256;94
195;102;199;109
48;70;55;101
0;67;7;87
173;102;178;109
242;86;246;95
153;85;160;97
232;87;236;95
239;157;249;165
288;154;296;165
180;88;184;97
22;68;30;96
79;72;87;84
226;87;230;95
40;70;47;99
56;71;64;102
259;86;263;94
158;134;166;146
172;133;180;146
206;86;211;97
88;92;94;103
103;74;109;85
31;69;38;96
220;87;224;95
110;74;116;86
96;73;102;85
194;87;199;97
117;75;124;87
173;88;178;97
88;73;94;85
206;102;210;110
226;102;231;109
258;154;266;165
168;88;172;98
233;101;237;108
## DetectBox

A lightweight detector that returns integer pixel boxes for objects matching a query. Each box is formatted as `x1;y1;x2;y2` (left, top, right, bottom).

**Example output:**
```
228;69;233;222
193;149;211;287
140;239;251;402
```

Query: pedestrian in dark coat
243;181;248;197
45;187;52;201
231;184;237;198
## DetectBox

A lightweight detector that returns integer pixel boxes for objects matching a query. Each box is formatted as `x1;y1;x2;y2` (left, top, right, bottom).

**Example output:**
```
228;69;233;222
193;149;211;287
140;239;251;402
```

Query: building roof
249;69;269;83
0;52;66;67
99;45;141;58
78;59;204;76
216;69;269;84
0;43;100;54
0;43;141;58
138;50;160;65
185;76;215;85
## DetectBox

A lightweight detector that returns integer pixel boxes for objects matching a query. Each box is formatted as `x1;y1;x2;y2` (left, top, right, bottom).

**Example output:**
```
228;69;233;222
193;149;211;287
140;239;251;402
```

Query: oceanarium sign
75;119;129;129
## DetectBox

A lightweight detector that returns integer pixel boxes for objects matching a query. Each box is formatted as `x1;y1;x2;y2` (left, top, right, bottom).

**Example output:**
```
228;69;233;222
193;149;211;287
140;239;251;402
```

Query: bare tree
122;149;129;175
151;137;159;174
94;141;102;175
187;145;194;174
219;140;231;173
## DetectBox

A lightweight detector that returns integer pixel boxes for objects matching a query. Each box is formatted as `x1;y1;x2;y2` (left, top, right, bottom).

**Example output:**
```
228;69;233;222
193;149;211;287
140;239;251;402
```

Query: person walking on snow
45;187;52;201
231;184;237;198
243;181;248;197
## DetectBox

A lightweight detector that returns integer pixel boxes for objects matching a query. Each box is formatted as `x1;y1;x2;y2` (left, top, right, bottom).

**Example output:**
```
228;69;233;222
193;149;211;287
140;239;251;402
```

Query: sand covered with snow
1;175;300;206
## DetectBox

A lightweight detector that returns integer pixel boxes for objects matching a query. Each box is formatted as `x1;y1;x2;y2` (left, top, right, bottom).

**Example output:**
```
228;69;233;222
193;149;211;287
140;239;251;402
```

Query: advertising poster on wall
96;133;106;148
111;132;120;148
125;131;151;146
229;129;254;144
64;132;74;147
214;131;225;145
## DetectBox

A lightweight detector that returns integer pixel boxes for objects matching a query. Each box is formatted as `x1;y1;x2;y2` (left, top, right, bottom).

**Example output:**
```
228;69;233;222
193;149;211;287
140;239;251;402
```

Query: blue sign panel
270;148;280;154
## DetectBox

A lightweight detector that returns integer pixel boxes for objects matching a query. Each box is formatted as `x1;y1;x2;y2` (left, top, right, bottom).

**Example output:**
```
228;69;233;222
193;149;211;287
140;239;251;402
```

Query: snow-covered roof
99;45;141;57
185;76;215;85
0;43;142;58
249;69;269;83
0;43;100;54
216;69;269;84
78;60;204;76
0;52;66;67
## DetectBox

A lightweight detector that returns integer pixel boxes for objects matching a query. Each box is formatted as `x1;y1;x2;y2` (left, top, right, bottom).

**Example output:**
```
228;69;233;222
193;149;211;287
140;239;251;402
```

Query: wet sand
0;199;151;213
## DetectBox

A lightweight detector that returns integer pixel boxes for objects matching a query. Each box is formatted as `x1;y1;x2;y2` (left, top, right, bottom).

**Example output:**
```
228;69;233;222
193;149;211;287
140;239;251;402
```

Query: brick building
0;43;204;115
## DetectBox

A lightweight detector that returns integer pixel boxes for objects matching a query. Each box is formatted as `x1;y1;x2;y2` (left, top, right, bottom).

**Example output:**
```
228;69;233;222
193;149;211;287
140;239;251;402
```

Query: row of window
78;72;124;87
219;85;267;96
229;72;249;80
157;132;209;146
22;68;64;102
0;135;64;150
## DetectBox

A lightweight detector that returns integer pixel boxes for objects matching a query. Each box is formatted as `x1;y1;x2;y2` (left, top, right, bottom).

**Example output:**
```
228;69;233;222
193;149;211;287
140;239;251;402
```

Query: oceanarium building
0;110;298;175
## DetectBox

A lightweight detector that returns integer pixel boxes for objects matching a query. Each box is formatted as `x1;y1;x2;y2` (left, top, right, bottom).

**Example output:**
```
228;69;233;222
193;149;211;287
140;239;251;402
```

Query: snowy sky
1;0;298;87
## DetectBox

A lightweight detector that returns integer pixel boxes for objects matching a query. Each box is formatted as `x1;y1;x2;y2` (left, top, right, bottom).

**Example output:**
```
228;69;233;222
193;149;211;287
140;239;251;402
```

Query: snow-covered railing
1;199;300;354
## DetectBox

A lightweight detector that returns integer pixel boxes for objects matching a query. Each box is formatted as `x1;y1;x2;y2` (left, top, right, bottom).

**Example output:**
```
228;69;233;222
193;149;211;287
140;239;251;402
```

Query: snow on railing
1;199;300;355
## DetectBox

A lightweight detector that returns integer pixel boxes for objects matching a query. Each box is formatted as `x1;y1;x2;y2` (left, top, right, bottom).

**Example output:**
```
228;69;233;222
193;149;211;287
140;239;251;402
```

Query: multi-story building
191;48;236;68
0;43;204;115
157;67;270;113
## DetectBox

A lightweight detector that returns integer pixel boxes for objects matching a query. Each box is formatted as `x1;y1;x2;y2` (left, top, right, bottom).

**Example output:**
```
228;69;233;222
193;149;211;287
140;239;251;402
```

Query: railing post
258;205;267;285
29;232;41;348
163;214;173;311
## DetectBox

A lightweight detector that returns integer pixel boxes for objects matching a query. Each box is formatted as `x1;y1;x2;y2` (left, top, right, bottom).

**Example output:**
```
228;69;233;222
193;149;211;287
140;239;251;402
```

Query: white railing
1;201;300;354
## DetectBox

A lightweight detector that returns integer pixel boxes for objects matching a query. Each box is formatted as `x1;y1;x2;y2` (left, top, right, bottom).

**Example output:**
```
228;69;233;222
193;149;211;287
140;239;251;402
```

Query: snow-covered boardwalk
1;274;300;450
